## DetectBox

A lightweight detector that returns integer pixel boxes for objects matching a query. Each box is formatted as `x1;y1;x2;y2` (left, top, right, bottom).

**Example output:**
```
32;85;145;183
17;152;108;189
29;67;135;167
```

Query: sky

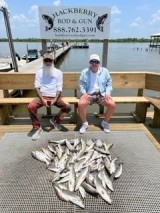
0;0;160;39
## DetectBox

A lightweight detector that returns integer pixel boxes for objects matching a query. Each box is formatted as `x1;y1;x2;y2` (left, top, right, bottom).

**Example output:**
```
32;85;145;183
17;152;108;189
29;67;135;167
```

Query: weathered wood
102;39;109;68
0;72;147;90
145;72;160;91
146;97;160;127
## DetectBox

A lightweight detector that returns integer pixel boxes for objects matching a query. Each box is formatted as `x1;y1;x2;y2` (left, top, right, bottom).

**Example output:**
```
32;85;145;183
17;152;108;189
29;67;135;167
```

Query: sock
84;121;88;125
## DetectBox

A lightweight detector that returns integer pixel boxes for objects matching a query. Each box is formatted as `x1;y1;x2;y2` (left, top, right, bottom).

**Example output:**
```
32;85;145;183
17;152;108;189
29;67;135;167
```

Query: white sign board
38;6;111;39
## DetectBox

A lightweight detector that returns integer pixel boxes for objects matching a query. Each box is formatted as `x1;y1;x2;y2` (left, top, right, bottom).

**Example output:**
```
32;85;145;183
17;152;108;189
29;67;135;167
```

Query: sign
38;6;111;39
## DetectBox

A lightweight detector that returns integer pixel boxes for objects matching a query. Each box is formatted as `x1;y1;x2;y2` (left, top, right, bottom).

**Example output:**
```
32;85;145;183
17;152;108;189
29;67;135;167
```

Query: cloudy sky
0;0;160;39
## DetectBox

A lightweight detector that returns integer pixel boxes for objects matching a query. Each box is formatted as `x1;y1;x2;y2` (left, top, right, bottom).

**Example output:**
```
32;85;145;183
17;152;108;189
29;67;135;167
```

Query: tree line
0;38;150;42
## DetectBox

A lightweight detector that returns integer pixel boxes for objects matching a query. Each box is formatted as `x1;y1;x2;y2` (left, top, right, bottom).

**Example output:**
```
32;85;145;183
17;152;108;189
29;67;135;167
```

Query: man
78;54;115;134
28;53;71;140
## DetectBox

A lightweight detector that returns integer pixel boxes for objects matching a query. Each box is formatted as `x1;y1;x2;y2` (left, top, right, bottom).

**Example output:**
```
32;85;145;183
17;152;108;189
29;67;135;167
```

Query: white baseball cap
89;54;100;62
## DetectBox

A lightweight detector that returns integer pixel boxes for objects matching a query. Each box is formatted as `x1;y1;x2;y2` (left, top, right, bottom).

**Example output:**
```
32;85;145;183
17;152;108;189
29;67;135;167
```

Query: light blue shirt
35;67;63;97
79;67;112;96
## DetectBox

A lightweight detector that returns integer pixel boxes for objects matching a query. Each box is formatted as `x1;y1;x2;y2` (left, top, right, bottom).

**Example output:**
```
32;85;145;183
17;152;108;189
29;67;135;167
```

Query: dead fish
64;189;85;208
99;169;114;192
65;139;75;152
95;175;112;204
52;183;69;202
81;182;98;196
94;146;110;155
48;139;66;145
75;166;89;191
110;158;118;174
55;145;63;159
41;148;53;160
31;150;50;166
103;156;111;174
79;185;86;199
68;163;76;192
47;144;56;154
114;163;123;179
94;139;103;147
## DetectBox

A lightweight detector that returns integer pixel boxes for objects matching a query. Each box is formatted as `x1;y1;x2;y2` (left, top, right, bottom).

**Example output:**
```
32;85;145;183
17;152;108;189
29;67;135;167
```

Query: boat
72;42;89;48
22;49;39;61
0;57;13;72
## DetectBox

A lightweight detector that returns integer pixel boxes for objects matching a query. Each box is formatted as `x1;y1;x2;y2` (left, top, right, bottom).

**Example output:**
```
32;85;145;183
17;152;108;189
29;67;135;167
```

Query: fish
53;183;85;208
95;175;112;204
110;158;118;174
42;14;54;31
81;182;98;196
99;169;114;192
63;189;85;208
79;185;86;199
52;183;69;202
75;166;89;191
114;163;123;179
96;13;108;32
41;148;53;160
68;163;76;192
31;150;50;166
48;138;66;145
32;136;123;208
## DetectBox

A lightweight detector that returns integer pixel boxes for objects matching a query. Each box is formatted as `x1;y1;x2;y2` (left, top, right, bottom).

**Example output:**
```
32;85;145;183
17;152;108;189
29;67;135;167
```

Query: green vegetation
0;37;150;43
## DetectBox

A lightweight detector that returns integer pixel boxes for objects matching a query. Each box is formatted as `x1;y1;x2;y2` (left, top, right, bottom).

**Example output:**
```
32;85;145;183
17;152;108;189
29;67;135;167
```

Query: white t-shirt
87;71;100;94
34;67;63;97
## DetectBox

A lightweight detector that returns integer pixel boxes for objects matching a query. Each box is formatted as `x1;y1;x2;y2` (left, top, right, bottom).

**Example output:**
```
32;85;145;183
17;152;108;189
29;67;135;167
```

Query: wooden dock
0;112;160;152
18;45;71;72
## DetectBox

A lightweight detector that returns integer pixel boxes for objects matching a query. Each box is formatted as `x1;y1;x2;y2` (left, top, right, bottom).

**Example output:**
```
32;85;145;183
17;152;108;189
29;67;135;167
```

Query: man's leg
101;97;116;133
27;97;44;140
78;96;89;133
50;97;71;130
28;97;43;130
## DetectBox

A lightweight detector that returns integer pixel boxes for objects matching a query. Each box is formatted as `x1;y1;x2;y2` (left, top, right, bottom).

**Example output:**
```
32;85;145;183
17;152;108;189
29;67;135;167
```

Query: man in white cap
28;53;71;140
78;54;115;134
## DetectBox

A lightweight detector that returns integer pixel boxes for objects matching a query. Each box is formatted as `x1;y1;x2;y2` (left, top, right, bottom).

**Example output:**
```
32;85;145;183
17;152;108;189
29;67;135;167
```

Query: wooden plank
0;72;147;90
145;72;160;91
111;72;146;88
146;97;160;127
0;96;150;104
0;73;35;89
0;97;79;104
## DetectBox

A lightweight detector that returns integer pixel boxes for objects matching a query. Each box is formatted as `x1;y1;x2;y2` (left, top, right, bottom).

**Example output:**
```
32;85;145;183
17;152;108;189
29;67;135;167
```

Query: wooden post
41;39;47;55
99;39;109;114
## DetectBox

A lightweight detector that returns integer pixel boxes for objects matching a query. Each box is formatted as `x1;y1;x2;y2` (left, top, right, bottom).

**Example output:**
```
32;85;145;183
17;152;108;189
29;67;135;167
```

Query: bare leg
78;96;89;123
103;98;116;122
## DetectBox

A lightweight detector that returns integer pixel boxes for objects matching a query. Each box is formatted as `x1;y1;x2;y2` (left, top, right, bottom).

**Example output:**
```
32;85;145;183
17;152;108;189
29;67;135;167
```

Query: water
56;42;160;72
1;41;160;72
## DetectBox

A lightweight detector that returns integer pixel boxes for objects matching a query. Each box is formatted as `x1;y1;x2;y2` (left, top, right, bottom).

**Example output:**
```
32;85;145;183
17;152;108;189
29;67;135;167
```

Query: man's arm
79;70;87;94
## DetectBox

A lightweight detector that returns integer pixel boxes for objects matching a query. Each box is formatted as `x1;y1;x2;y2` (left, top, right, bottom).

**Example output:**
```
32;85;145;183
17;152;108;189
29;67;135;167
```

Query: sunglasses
90;60;100;64
44;59;53;63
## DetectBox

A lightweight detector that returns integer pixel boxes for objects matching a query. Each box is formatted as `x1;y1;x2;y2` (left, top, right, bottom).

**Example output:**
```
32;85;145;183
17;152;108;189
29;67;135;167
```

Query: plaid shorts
88;93;104;105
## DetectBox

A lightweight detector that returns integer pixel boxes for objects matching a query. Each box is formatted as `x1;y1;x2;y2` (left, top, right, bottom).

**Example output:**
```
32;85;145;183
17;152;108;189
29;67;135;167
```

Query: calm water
1;42;160;72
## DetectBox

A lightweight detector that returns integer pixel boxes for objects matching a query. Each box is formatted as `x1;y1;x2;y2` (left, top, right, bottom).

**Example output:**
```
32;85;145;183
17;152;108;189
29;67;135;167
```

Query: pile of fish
31;137;123;209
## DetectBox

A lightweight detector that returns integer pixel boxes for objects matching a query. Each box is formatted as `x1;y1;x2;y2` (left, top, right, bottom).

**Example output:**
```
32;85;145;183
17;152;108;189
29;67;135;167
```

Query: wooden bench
0;72;152;125
145;73;160;127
